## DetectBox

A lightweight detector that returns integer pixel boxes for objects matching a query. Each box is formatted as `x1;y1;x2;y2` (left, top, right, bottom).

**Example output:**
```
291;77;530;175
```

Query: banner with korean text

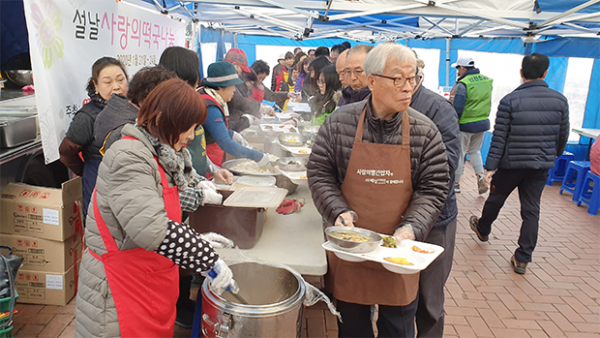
23;0;186;163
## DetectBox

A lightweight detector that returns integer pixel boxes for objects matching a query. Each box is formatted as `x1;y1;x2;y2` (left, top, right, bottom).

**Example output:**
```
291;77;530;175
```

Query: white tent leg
446;38;450;87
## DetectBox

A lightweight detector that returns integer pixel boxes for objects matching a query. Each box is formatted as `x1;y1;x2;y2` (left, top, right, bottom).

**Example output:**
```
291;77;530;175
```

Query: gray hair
364;42;416;77
345;44;374;64
347;44;375;58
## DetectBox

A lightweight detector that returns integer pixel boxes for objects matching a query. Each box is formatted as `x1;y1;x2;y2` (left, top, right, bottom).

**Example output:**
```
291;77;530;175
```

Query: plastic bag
221;248;341;320
0;246;22;330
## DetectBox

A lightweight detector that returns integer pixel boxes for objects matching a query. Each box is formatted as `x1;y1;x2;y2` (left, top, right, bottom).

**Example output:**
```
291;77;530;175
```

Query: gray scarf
135;125;195;191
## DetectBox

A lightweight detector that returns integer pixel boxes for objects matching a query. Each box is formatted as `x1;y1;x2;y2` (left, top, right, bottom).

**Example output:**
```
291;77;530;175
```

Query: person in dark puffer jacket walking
410;55;461;338
469;53;569;275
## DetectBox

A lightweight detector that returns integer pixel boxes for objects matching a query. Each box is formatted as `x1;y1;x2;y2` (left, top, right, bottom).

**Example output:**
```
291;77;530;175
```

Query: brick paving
8;164;600;337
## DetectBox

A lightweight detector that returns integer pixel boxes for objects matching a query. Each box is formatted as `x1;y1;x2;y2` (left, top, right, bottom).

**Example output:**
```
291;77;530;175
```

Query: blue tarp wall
195;27;600;160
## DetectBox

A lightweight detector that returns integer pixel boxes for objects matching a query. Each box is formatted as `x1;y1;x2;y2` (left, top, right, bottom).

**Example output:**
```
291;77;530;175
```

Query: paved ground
8;164;600;337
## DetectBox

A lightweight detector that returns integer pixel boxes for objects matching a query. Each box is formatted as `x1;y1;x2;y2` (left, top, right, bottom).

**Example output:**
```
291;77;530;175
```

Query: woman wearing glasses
310;65;343;125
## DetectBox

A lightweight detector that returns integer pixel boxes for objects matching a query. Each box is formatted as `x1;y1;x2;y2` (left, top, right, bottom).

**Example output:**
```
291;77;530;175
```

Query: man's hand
393;225;415;244
213;169;234;185
484;170;495;185
335;211;358;227
260;104;276;116
288;92;301;100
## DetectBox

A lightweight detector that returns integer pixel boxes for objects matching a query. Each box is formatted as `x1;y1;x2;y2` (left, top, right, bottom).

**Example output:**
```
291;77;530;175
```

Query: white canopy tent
131;0;600;156
137;0;600;41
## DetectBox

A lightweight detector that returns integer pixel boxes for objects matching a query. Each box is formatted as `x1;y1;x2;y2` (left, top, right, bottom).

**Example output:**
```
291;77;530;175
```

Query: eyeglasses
342;69;364;77
372;74;418;88
317;80;325;86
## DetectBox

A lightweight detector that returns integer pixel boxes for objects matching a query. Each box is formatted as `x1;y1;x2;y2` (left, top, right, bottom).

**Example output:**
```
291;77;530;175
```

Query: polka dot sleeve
155;220;219;273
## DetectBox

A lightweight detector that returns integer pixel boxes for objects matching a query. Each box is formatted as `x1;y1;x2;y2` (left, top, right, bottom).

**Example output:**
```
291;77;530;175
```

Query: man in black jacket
308;42;449;338
410;58;461;338
337;44;374;107
470;53;569;275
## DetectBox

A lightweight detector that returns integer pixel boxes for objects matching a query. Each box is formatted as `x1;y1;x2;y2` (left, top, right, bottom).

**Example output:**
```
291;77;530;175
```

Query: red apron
201;94;228;167
252;85;265;102
89;135;181;338
326;106;419;306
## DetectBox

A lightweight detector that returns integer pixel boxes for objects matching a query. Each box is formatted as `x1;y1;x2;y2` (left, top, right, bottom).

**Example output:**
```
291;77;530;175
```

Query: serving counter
215;185;328;276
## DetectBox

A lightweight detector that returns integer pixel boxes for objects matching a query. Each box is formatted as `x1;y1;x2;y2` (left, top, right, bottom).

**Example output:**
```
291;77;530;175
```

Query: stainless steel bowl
278;133;306;147
276;157;308;172
4;70;33;87
222;159;278;177
325;226;382;253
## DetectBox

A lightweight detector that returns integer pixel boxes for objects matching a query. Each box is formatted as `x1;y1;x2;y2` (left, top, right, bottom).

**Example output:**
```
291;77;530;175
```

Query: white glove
213;168;234;185
335;211;358;227
202;258;239;296
393;225;415;243
198;180;218;191
257;153;270;167
260;104;276;116
203;189;223;205
199;232;235;249
232;131;251;148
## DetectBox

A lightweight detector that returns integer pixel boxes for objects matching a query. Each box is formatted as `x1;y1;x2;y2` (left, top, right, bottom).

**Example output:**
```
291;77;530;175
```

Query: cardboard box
0;233;81;272
15;261;80;306
0;177;83;241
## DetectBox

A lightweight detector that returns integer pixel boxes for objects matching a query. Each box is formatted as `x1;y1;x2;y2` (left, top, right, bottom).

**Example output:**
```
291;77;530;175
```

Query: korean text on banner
22;0;186;163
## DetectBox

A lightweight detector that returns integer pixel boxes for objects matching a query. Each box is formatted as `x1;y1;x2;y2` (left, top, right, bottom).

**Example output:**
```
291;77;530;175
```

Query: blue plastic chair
560;161;591;201
547;152;575;186
577;171;600;216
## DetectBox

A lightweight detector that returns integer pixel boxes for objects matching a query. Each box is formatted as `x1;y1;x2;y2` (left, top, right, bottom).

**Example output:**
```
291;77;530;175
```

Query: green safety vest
186;125;208;176
458;73;493;125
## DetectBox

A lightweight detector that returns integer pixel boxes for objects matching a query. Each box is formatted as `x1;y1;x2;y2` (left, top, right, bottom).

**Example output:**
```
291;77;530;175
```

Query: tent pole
446;38;450;87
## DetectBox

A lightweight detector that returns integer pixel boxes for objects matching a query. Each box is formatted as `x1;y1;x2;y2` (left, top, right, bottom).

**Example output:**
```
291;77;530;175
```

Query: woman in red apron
307;43;450;337
74;79;237;338
198;61;270;167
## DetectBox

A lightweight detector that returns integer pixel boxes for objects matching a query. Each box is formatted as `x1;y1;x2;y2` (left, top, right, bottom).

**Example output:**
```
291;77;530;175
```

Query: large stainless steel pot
202;262;306;337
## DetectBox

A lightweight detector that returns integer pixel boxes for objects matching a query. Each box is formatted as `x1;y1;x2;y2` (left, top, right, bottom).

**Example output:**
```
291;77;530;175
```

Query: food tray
322;239;444;274
276;139;312;158
275;112;297;121
259;124;298;133
223;186;288;208
287;102;311;112
287;146;311;158
276;166;308;186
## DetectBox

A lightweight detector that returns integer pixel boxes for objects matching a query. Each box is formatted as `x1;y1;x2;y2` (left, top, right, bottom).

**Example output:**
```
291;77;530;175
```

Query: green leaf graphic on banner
31;1;63;69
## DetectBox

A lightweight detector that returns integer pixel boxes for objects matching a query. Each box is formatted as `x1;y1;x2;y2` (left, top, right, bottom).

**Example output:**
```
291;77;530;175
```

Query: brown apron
326;106;419;306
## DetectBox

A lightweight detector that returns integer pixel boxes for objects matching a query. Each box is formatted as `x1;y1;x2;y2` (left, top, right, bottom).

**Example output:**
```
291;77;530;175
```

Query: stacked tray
259;124;298;133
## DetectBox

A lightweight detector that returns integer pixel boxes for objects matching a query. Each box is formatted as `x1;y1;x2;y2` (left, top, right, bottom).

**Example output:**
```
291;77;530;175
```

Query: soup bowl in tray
324;226;382;254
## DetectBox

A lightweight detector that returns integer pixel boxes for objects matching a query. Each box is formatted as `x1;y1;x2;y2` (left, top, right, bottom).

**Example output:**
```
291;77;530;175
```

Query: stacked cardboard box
0;177;83;306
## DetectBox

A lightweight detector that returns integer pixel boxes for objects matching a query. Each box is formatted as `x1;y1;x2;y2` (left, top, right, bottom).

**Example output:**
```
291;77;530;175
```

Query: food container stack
0;178;83;306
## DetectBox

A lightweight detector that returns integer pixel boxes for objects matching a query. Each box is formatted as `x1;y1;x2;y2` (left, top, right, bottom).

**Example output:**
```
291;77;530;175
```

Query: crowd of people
58;40;569;338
